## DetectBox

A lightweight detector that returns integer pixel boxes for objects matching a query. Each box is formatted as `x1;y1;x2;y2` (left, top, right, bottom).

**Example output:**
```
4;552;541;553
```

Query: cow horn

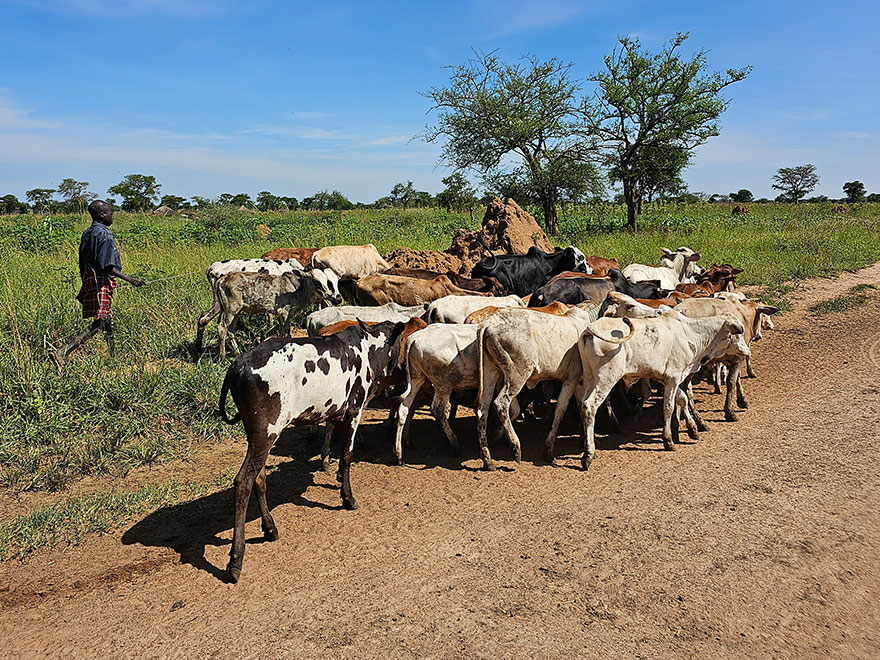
586;317;635;344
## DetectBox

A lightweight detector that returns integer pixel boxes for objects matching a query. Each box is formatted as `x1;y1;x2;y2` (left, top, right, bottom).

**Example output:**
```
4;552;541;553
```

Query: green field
1;201;878;559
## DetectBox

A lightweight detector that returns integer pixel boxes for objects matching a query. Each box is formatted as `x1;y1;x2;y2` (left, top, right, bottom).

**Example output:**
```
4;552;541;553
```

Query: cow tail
584;317;635;344
219;365;241;424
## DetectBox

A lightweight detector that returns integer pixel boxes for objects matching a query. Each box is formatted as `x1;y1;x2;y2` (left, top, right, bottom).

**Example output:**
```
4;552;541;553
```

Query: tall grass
1;203;878;494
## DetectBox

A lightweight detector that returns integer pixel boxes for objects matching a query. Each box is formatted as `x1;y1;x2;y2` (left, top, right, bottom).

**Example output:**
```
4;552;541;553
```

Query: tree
256;191;284;211
56;178;95;214
771;164;819;203
423;51;597;234
279;196;299;210
160;194;186;210
301;190;353;210
108;174;161;212
389;181;417;209
26;188;55;214
842;181;866;203
231;193;253;208
636;144;689;203
730;189;754;203
867;193;880;203
585;33;750;230
0;194;27;214
437;172;478;214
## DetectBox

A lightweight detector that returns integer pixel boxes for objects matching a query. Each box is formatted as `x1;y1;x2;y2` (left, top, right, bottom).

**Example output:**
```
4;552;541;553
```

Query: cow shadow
121;443;337;582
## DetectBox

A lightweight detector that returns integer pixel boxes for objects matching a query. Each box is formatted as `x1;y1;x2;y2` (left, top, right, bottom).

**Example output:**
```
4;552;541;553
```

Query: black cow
218;318;422;583
470;246;588;297
529;268;667;307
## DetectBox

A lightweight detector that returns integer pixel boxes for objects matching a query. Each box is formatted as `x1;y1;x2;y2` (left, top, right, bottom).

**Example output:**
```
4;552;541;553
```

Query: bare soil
2;265;879;660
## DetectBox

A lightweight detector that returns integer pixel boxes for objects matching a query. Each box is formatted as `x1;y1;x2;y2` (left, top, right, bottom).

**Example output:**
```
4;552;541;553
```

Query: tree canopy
108;174;161;212
771;164;819;203
842;180;866;203
585;32;750;230
423;50;597;234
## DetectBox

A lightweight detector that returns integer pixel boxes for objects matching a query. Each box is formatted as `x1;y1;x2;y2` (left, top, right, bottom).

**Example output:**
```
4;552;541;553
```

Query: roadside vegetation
1;201;878;557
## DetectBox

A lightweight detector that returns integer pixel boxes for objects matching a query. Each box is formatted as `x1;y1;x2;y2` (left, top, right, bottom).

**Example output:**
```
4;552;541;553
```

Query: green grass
809;283;877;316
0;202;878;497
0;468;236;561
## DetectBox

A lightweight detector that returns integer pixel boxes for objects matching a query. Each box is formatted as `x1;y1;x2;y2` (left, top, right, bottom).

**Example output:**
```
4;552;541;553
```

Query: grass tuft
809;284;877;316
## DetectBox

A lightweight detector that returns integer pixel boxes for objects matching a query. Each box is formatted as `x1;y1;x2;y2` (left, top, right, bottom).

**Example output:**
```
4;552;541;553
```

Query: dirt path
2;266;879;659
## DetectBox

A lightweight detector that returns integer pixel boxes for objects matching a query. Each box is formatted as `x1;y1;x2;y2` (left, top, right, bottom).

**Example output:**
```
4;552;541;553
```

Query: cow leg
476;370;500;471
713;364;724;395
676;380;700;441
394;374;424;465
448;391;460;422
686;381;710;432
493;384;523;464
320;424;334;472
217;311;235;359
724;359;742;421
228;316;242;356
228;431;273;583
253;466;279;541
579;377;614;470
735;365;749;409
745;356;757;379
661;378;677;451
544;379;577;465
432;386;460;456
335;418;360;510
603;395;622;433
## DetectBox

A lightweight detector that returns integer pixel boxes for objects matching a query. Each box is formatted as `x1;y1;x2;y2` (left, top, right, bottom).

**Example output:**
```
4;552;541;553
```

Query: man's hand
130;276;146;287
109;267;145;287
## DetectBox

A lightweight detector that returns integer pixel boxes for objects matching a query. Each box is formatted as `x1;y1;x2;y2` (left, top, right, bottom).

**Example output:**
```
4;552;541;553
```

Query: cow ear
356;318;373;334
733;268;744;274
757;305;780;316
689;252;702;262
389;321;407;343
661;248;672;255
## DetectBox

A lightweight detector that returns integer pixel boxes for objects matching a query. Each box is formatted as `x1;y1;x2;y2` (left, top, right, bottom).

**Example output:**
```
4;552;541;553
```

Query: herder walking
50;200;144;373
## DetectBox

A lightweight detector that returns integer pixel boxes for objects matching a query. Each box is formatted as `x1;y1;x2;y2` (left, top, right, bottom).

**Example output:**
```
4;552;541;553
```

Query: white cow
623;248;702;289
427;294;524;324
306;302;428;336
311;244;391;280
575;310;745;469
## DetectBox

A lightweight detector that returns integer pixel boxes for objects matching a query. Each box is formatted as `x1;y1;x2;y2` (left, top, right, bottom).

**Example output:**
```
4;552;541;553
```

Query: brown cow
464;301;573;324
261;247;319;264
383;267;507;296
352;273;485;306
586;255;620;276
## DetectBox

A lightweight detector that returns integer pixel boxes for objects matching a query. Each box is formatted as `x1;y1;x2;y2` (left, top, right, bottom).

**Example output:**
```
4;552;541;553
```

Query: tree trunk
540;193;559;235
623;178;640;232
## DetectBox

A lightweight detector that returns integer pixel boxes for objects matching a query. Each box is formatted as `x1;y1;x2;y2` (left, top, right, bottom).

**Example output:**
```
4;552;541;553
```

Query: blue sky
2;0;878;203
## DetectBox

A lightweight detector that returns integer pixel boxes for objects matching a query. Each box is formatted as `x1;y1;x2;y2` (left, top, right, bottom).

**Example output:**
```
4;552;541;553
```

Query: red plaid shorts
78;269;116;320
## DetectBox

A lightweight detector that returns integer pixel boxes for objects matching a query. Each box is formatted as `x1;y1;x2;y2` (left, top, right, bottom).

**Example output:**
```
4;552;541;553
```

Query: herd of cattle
200;242;779;582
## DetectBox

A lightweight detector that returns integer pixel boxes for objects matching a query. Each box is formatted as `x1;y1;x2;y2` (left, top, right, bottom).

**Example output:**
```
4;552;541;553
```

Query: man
50;200;144;373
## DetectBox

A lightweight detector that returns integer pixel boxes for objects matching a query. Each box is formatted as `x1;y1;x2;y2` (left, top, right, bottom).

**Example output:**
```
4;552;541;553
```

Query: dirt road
2;266;879;659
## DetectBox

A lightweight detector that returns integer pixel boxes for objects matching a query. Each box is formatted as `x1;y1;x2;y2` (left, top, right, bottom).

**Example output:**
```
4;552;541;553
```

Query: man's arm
109;266;145;287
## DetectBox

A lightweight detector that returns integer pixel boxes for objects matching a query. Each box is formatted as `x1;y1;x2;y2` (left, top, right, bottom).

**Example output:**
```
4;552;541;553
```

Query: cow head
565;246;591;273
310;268;343;305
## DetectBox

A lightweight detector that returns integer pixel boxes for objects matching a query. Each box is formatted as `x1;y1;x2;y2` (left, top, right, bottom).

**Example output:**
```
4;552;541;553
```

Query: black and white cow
218;318;422;583
470;246;590;297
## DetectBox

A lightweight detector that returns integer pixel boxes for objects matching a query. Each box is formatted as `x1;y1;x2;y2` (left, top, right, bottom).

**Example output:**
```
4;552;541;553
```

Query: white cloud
242;125;352;140
473;0;591;38
291;112;331;120
366;134;412;146
836;131;870;139
0;93;62;130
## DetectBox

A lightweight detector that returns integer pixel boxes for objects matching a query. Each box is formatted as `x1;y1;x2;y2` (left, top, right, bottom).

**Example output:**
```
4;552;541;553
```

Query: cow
474;304;601;471
261;247;319;265
586;255;620;277
674;296;779;422
311;244;391;280
631;291;695;308
529;268;667;307
675;264;742;296
573;310;746;469
306;302;428;336
464;301;572;325
382;268;507;296
597;292;668;319
427;294;524;324
195;258;305;351
350;273;484;306
470;246;590;297
218;318;423;582
214;268;342;358
623;248;702;289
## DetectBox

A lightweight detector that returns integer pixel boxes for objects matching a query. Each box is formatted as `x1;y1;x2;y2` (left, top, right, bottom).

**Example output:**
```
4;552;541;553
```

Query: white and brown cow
218;318;423;583
306;301;428;336
426;294;524;324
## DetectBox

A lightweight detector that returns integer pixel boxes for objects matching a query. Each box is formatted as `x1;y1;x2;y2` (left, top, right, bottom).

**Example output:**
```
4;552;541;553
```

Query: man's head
88;200;114;226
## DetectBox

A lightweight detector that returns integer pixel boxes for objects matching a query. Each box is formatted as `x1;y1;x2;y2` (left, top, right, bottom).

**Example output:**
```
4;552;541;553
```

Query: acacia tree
771;164;819;203
57;178;94;214
423;51;597;234
842;180;866;203
730;189;754;203
108;174;161;212
437;172;477;215
26;188;55;214
585;33;750;230
389;181;417;209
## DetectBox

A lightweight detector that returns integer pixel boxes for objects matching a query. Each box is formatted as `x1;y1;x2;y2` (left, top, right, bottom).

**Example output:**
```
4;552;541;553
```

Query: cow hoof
725;411;739;422
394;455;404;467
321;460;333;473
697;420;710;432
738;398;749;409
483;460;497;472
663;440;677;451
263;527;279;542
581;456;593;471
513;450;522;464
687;429;701;442
343;498;359;510
543;449;555;464
227;560;242;584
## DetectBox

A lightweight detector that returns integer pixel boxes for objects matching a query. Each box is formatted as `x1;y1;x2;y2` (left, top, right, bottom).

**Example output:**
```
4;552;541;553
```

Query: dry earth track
1;264;879;659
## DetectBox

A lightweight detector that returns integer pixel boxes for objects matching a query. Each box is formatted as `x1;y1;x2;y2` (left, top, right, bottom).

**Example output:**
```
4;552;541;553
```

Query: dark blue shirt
79;221;122;273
